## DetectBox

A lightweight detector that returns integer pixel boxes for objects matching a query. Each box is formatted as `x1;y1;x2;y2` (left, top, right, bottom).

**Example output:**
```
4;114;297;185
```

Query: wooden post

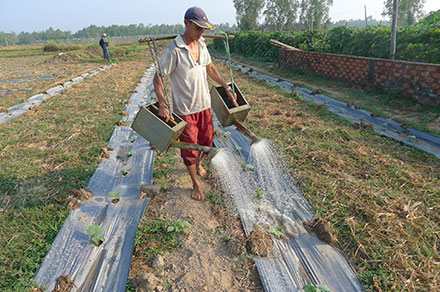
390;0;398;60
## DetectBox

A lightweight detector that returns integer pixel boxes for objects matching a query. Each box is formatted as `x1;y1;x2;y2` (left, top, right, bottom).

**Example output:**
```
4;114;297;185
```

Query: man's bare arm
206;63;238;107
153;72;170;122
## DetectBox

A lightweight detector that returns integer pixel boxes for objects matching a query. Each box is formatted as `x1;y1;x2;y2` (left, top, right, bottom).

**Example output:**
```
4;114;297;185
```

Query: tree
233;0;265;30
300;0;333;30
383;0;426;26
264;0;300;30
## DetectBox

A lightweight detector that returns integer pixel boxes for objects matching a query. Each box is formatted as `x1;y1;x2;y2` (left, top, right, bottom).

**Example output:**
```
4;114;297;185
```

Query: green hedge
211;24;440;64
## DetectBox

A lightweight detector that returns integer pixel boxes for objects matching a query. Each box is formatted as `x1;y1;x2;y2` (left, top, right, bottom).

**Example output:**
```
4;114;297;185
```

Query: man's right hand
158;105;170;123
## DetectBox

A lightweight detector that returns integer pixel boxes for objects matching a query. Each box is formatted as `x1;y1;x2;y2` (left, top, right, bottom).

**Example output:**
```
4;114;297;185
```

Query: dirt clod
247;226;273;257
152;255;165;268
52;274;74;292
304;217;338;246
140;184;161;199
353;121;374;131
227;238;246;257
311;89;323;95
66;188;92;210
120;111;128;116
134;273;162;292
99;146;113;159
116;120;127;126
0;107;9;113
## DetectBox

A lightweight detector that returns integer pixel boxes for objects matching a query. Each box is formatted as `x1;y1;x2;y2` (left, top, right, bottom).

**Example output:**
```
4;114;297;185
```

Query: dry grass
214;61;440;292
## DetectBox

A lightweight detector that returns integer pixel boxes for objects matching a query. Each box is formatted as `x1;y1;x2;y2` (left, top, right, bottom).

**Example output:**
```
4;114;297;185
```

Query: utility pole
364;5;368;27
390;0;398;59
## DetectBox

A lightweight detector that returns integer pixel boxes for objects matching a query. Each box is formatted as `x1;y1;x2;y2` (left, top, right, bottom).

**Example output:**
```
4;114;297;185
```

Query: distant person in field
99;33;110;61
153;6;237;201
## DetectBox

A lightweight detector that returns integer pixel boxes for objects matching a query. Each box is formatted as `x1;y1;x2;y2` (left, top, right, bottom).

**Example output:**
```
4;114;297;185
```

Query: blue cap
184;7;214;30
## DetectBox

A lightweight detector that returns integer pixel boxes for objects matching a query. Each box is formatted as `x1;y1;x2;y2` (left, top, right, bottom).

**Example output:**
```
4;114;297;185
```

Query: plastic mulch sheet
0;64;115;123
34;65;156;291
213;119;363;292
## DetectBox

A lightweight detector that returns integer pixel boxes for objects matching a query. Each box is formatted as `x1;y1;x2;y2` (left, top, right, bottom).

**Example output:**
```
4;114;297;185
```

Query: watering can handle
150;104;177;125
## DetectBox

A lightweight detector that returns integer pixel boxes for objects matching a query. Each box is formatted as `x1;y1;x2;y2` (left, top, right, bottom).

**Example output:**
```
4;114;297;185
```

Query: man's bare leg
186;164;204;200
196;151;208;177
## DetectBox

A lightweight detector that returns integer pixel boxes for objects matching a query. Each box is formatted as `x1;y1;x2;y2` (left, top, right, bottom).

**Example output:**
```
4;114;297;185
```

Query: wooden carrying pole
139;34;234;43
269;39;301;51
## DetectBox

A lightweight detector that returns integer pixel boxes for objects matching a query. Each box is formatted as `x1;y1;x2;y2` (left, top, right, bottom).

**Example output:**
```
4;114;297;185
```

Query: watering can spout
232;120;262;145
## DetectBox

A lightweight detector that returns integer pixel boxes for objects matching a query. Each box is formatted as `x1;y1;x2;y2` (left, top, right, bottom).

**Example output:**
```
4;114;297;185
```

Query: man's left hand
226;89;239;107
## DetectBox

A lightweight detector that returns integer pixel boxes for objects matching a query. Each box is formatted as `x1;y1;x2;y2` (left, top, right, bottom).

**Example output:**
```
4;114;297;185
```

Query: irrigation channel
215;58;440;159
34;65;155;291
34;62;365;291
0;64;116;123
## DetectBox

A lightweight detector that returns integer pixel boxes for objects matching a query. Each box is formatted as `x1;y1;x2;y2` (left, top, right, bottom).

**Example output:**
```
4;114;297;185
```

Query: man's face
185;20;207;41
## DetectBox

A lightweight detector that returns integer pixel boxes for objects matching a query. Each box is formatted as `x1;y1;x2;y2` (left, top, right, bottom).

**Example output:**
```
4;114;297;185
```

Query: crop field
213;59;440;292
0;41;149;291
0;38;439;292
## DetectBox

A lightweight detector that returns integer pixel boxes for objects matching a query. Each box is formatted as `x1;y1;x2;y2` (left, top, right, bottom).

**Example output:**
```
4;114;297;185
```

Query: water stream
211;139;312;238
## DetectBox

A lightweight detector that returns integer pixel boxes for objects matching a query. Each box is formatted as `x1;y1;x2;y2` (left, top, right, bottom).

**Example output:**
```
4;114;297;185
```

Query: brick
414;76;420;81
377;61;383;65
386;62;392;67
416;66;424;71
407;89;415;94
410;70;417;75
428;66;437;72
394;73;401;77
433;83;440;89
395;63;402;68
403;83;410;88
426;78;434;83
433;73;440;78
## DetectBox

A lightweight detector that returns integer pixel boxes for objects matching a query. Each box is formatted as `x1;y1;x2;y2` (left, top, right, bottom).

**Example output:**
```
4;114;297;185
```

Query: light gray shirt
159;34;212;116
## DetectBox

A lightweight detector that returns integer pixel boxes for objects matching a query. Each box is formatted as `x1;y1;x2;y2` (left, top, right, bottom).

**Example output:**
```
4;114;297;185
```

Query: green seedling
129;135;137;143
338;108;345;113
223;235;232;243
303;284;331;292
121;169;131;176
167;220;190;234
269;226;283;238
107;191;120;203
242;163;255;171
86;224;105;246
233;145;242;152
408;135;416;141
255;189;264;199
223;131;232;137
126;151;136;157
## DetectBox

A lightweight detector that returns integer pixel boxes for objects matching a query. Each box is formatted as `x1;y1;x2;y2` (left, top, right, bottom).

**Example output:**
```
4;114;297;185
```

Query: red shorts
179;108;214;166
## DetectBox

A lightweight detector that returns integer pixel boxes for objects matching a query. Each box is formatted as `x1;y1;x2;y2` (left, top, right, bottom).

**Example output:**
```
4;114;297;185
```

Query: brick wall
279;49;440;104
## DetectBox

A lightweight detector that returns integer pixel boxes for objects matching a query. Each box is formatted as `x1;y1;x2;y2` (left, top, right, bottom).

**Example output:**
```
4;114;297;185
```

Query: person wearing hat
153;6;237;201
99;33;111;61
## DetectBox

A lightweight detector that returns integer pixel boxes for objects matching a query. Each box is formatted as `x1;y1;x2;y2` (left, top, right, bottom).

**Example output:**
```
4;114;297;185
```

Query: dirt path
129;150;263;292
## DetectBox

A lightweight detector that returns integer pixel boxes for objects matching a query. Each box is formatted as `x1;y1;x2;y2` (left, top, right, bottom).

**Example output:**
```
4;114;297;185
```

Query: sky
0;0;439;33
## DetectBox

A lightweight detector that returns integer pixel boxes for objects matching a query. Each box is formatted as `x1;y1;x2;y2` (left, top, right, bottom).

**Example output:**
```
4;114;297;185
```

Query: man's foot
196;165;208;178
191;183;204;201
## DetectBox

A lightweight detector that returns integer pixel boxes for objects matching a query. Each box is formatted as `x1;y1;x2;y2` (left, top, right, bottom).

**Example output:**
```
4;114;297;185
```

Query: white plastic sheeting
34;66;156;291
0;64;116;123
